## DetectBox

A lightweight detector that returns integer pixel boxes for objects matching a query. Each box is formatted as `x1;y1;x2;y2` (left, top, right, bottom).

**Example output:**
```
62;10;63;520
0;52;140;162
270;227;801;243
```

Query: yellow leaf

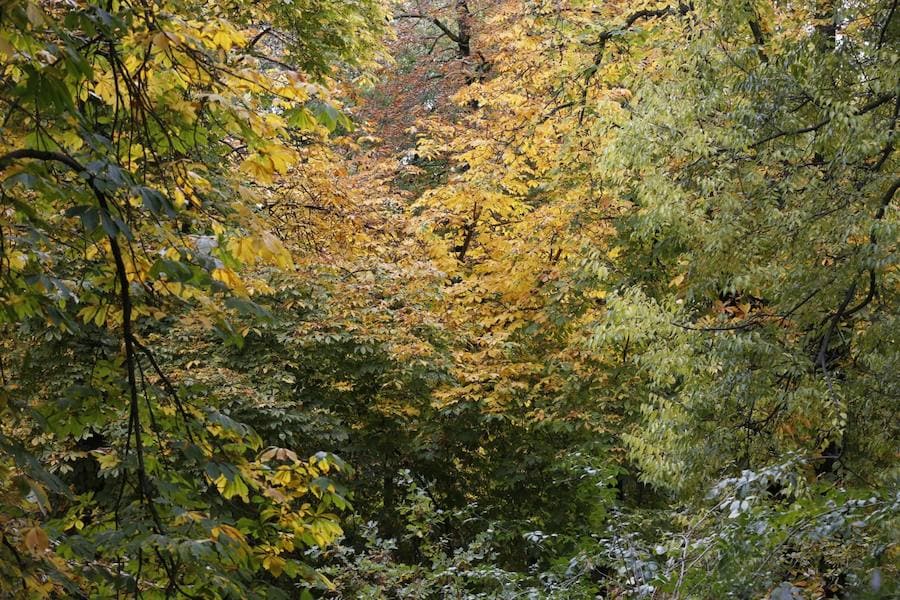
212;267;245;293
264;145;297;175
263;554;286;577
23;526;49;554
211;524;246;543
0;35;14;58
239;154;275;184
93;304;108;327
152;31;170;51
94;450;119;472
273;468;292;485
7;251;27;271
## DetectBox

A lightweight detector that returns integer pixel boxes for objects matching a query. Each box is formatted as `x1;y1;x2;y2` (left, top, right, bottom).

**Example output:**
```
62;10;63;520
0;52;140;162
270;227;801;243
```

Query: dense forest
0;0;897;598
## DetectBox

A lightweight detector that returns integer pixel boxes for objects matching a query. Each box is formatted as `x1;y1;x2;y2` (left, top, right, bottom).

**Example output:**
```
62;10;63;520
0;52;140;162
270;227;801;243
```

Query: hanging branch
0;147;175;586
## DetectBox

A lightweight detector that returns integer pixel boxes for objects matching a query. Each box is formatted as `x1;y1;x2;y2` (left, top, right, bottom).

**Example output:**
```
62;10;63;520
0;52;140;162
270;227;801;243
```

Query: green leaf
224;297;273;322
286;107;319;132
149;259;194;282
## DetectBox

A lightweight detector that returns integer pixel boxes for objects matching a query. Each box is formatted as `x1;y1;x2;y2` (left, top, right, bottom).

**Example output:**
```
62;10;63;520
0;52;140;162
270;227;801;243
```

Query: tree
406;0;898;595
0;0;389;596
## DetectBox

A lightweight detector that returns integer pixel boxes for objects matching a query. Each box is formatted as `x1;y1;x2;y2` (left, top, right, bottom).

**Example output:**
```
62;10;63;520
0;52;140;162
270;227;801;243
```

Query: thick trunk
455;0;471;57
815;1;837;50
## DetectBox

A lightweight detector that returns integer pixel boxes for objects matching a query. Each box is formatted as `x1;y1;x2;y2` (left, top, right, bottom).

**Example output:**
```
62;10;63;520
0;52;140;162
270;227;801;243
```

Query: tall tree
405;0;899;595
0;0;389;596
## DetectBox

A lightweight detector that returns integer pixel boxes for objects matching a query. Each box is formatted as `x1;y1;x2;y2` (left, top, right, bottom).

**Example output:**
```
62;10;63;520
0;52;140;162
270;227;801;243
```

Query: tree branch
748;18;768;63
750;93;896;149
579;3;692;124
816;177;899;373
396;13;461;44
0;148;164;534
877;0;897;49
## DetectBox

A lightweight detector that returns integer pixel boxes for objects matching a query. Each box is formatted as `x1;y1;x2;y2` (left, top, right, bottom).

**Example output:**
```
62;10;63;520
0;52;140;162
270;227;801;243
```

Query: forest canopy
0;0;897;598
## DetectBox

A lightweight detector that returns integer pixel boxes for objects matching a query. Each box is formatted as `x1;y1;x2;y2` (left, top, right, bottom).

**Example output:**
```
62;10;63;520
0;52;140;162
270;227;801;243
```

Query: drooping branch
750;93;896;148
0;148;162;531
454;0;472;57
816;277;858;374
877;0;897;49
816;177;899;373
0;148;83;173
593;3;693;49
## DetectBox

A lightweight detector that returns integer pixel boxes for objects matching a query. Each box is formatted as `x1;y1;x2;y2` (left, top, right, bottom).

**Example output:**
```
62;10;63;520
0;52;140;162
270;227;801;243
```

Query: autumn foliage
1;0;897;598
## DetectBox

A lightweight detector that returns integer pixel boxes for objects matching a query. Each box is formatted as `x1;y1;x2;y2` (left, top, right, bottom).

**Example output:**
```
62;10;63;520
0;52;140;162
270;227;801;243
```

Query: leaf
135;186;177;217
149;259;194;283
264;145;297;175
263;554;286;577
240;154;275;184
23;526;49;554
152;31;170;51
99;210;118;238
25;2;45;26
285;107;319;131
218;474;250;502
314;104;346;132
224;297;273;322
